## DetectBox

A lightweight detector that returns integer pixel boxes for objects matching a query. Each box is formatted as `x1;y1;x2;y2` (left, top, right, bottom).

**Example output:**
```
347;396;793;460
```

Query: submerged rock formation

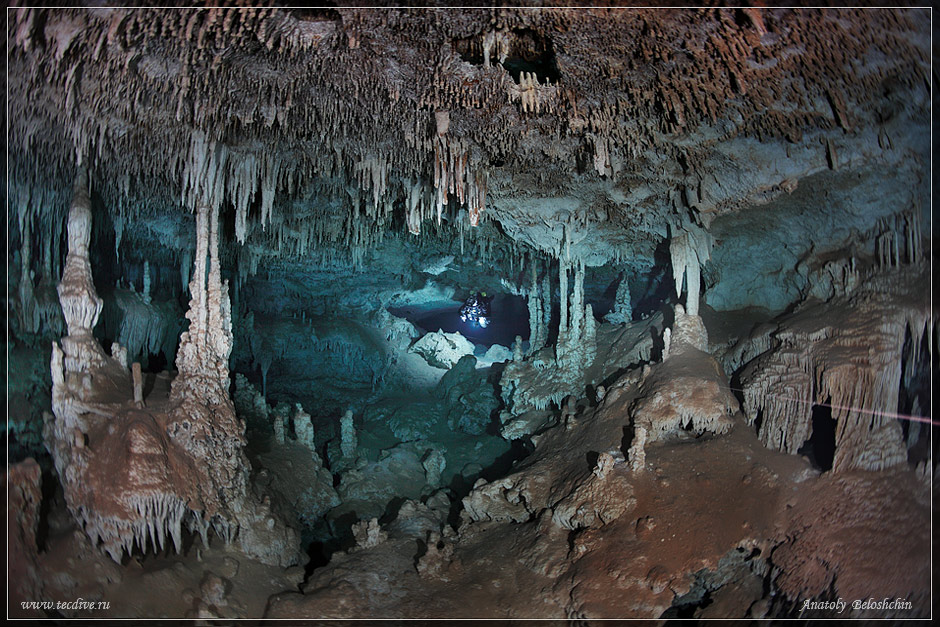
630;305;737;449
45;184;299;567
6;6;932;621
741;261;932;472
7;459;45;617
409;329;475;369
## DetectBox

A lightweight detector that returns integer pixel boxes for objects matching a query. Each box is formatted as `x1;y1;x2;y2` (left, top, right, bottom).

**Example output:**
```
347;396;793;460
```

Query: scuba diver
460;291;492;328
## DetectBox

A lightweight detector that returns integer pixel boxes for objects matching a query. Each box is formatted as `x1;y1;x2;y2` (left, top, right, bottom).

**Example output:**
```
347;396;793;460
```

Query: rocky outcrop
435;354;499;435
409;330;475;369
741;261;931;472
7;458;44;618
46;183;299;567
265;335;884;620
629;306;737;453
772;469;930;617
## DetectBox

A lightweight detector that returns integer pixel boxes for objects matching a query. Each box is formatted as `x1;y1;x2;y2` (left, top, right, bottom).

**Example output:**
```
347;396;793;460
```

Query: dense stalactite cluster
7;8;930;276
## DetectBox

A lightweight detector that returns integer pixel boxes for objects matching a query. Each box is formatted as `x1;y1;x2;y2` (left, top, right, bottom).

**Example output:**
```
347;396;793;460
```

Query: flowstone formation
45;182;299;567
741;258;933;472
629;305;737;457
100;285;182;368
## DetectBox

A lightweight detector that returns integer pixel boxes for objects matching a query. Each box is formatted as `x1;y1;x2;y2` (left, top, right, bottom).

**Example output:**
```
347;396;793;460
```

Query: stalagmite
142;261;152;304
422;448;446;488
172;202;234;398
526;263;543;354
559;256;569;334
604;275;632;325
556;259;591;376
163;183;299;565
561;395;578;429
56;172;107;373
540;271;552;345
272;405;287;445
584;304;597;369
523;260;553;355
630;306;736;444
132;362;144;406
292;404;315;451
352;518;387;549
628;426;647;472
340;409;357;460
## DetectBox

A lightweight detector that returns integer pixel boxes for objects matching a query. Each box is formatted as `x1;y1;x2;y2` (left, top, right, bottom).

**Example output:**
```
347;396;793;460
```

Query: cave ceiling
7;6;931;296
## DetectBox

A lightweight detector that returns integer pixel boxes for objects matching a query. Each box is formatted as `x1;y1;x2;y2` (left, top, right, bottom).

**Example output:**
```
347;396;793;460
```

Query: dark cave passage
453;27;561;85
898;323;932;464
389;294;531;348
797;404;836;472
144;350;169;373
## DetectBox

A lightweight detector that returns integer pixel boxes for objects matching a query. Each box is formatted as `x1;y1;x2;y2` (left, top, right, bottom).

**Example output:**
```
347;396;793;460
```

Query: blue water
390;295;530;348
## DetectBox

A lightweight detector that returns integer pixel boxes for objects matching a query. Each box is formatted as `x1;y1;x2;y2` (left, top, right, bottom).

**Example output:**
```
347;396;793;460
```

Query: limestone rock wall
741;262;932;472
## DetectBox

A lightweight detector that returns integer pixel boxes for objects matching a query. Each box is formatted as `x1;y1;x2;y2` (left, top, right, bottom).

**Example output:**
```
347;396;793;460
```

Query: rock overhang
6;7;931;312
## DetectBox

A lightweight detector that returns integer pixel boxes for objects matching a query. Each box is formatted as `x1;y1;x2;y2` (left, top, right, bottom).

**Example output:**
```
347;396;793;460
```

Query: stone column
57;171;106;373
